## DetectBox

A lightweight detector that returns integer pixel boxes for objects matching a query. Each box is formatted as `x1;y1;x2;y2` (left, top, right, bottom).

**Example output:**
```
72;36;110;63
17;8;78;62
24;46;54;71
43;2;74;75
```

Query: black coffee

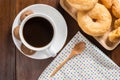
23;17;54;47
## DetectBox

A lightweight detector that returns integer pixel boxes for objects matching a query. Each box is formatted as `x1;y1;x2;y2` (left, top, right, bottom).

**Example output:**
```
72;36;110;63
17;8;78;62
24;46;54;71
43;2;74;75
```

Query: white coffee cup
19;13;57;57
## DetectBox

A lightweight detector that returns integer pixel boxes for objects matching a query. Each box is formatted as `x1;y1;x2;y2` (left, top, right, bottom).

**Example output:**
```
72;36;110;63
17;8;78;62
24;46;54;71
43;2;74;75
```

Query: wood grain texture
0;0;120;80
0;0;16;80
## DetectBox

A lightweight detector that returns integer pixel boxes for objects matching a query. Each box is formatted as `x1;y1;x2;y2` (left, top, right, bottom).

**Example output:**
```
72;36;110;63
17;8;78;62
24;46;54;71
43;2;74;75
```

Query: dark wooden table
0;0;120;80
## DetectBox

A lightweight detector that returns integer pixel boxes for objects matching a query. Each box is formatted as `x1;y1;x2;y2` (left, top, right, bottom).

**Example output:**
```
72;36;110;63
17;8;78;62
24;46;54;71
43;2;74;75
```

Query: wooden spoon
50;41;86;77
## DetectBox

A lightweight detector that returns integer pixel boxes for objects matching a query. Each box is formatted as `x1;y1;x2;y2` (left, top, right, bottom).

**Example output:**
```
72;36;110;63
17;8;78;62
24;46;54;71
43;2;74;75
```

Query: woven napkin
38;31;120;80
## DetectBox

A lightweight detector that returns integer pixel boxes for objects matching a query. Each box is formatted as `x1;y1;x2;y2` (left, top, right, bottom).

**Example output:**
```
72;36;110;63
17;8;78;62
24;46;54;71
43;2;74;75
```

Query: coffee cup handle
46;46;56;57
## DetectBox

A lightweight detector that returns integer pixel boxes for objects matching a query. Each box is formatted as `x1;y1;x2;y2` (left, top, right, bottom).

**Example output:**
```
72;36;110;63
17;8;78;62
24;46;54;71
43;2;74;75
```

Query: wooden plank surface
0;0;120;80
0;0;16;80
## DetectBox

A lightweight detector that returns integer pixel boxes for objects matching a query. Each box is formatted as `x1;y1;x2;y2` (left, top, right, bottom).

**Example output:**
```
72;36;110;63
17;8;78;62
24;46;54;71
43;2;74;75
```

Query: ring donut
112;0;120;18
77;3;112;36
100;0;112;9
66;0;98;11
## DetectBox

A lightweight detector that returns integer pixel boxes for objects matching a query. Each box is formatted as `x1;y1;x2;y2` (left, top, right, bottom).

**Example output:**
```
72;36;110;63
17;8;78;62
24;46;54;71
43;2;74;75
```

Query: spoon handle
50;53;73;77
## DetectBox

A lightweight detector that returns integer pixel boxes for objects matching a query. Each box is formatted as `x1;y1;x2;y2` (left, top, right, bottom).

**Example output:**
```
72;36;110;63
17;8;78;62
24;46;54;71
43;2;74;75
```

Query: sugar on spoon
50;41;86;77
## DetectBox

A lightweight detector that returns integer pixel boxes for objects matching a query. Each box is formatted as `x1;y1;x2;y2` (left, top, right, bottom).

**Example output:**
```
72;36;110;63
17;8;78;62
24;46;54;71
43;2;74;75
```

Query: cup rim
19;13;55;51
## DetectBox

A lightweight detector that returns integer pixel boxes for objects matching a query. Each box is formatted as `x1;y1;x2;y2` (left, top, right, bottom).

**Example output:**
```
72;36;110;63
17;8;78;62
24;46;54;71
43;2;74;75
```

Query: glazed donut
112;0;120;18
100;0;112;9
114;18;120;29
77;3;112;36
108;27;120;42
66;0;98;11
20;10;33;21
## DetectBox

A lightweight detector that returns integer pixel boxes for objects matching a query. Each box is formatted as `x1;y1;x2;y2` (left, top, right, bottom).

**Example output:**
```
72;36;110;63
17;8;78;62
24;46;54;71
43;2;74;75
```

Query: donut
66;0;98;11
14;26;20;40
21;44;36;55
108;27;120;42
114;18;120;29
20;10;33;21
100;0;112;9
112;0;120;18
77;3;112;36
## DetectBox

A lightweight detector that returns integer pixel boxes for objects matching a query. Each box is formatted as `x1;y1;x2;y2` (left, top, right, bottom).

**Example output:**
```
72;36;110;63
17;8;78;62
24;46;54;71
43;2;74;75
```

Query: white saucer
12;4;67;59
